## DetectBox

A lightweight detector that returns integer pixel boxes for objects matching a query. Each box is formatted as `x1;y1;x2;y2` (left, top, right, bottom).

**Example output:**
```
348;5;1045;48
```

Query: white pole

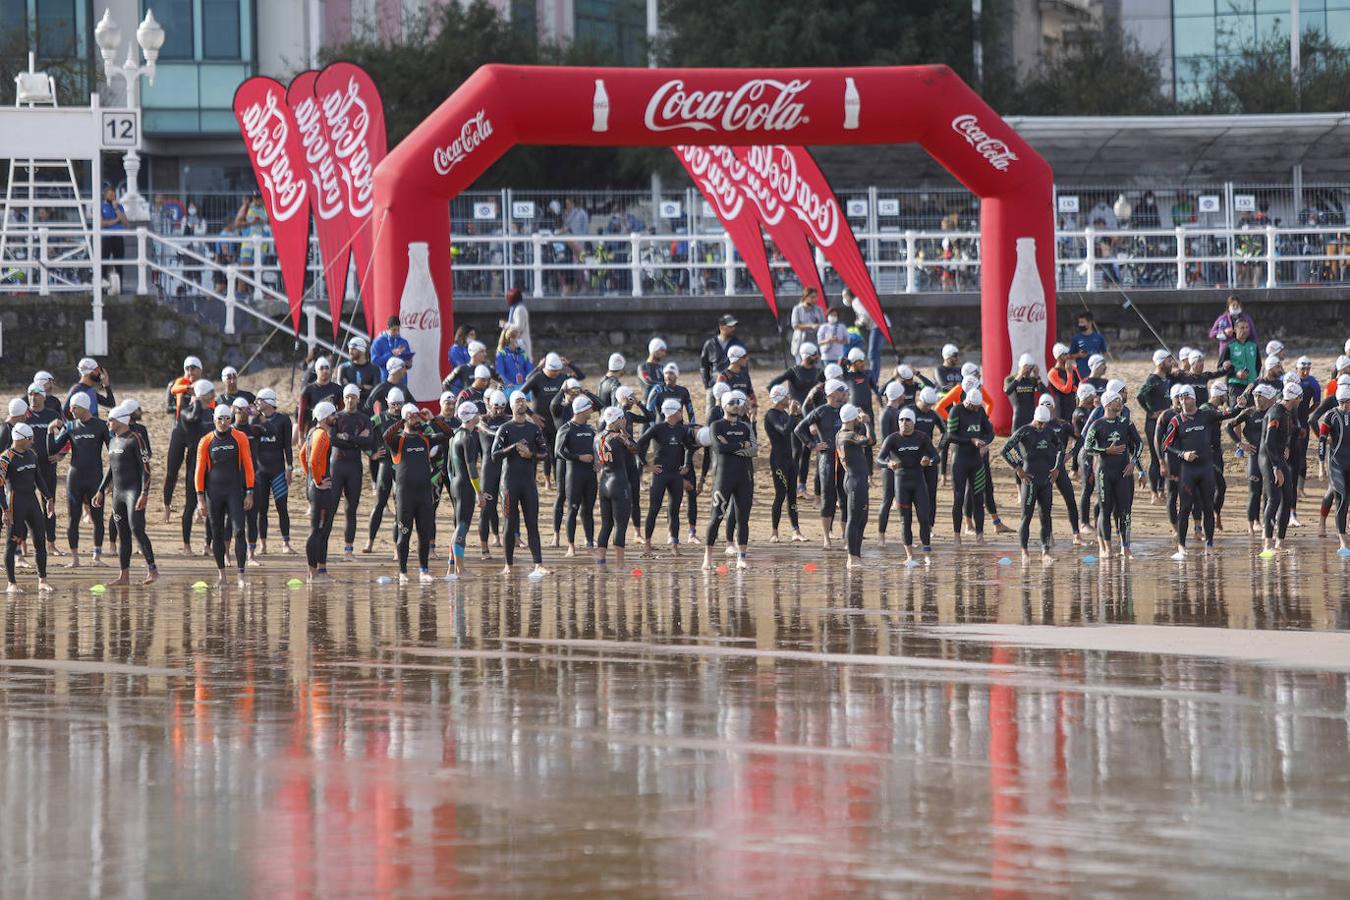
1291;0;1300;92
89;94;108;356
972;0;983;87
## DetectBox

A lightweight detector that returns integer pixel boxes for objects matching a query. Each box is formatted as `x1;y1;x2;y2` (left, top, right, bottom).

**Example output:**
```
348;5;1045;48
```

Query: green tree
320;0;657;188
1188;28;1350;114
995;26;1172;116
0;25;90;106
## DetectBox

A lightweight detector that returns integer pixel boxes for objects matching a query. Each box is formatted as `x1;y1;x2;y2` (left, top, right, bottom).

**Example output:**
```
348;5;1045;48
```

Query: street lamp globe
94;9;122;58
136;11;165;59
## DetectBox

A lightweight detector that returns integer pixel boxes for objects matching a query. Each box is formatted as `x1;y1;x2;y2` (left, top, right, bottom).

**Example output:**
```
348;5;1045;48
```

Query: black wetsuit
1003;376;1040;432
1320;407;1350;534
1045;417;1080;534
942;404;994;536
555;417;598;547
768;363;823;486
332;410;377;549
339;359;382;409
478;413;508;545
50;416;110;554
176;399;214;545
1084;415;1142;547
878;428;939;548
1137;372;1172;494
366;412;400;546
1227;405;1267;524
911;406;943;531
1;446;53;582
1259;402;1295;542
17;408;59;543
705;416;756;548
252;411;293;544
764;406;802;533
449;427;480;559
384;418;453;574
1001;424;1064;552
838;425;872;557
520;363;583;536
98;429;156;572
597;429;638;550
794;404;845;521
1072;403;1096;529
297;380;343;429
491;419;550;567
1161;407;1227;547
638;419;698;543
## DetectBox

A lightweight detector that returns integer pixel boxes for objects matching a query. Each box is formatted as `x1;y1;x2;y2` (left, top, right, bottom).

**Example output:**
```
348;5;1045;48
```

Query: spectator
816;305;849;365
699;314;747;393
847;287;889;381
1068;310;1107;378
495;326;531;397
100;183;129;292
1218;317;1259;391
370;315;414;374
561;198;590;293
789;287;824;360
499;287;532;362
448;323;476;369
1087;196;1117;231
1133;191;1161;229
1209;294;1258;354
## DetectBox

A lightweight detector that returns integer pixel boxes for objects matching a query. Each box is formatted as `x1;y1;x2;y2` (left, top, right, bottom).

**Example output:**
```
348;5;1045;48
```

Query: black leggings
1096;471;1134;547
396;490;436;574
306;485;335;569
599;480;631;549
951;452;986;535
1018;480;1054;552
1176;463;1216;547
645;471;685;543
843;474;868;556
207;488;247;571
1053;467;1079;534
110;487;155;571
896;473;931;547
565;464;597;546
1213;466;1227;513
503;477;543;566
962;458;1000;517
706;479;752;547
5;493;47;581
332;458;365;548
1262;462;1294;541
770;453;799;532
163;427;188;507
66;476;104;551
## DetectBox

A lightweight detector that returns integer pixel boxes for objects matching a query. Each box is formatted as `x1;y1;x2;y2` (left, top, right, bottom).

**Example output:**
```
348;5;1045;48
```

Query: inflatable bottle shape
399;242;443;404
1006;236;1047;383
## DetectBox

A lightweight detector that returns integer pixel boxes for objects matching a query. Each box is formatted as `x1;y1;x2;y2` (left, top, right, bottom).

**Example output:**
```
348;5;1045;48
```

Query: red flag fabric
674;145;780;317
314;62;387;333
775;145;890;343
729;145;826;306
287;70;351;340
233;76;310;332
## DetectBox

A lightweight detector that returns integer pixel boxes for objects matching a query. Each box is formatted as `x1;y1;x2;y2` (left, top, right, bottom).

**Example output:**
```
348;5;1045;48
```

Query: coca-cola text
742;145;840;246
645;79;810;133
319;77;376;217
293;96;343;220
951;114;1018;172
432;110;493;176
401;308;440;330
1007;300;1046;324
239;90;307;222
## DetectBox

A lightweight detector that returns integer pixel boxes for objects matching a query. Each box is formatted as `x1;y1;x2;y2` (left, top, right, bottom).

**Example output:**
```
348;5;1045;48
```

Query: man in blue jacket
370;315;414;374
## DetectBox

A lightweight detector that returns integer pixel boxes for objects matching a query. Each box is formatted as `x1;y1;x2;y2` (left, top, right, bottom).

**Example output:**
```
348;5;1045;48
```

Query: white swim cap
615;386;635;403
883;382;903;401
608;353;626;371
68;392;92;411
1102;391;1122;405
897;364;914;380
386;388;405;405
663;362;680;376
572;395;593;414
109;404;133;424
1088;354;1106;370
661;398;683;416
11;423;33;441
824;364;844;381
544;352;563;371
231;397;250;409
898;407;917;422
712;382;731;400
8;398;29;417
1338;385;1350;402
599;406;623;426
648;337;667;355
723;390;747;408
846;347;865;363
213;404;233;420
799;342;819;359
222;366;238;379
563;377;581;392
1208;382;1228;396
696;426;712;447
839;403;860;423
1264;355;1281;371
769;384;791;404
1152;349;1170;366
1076;383;1097;400
1038;393;1054;408
402;403;423;420
1033;405;1052;423
961;362;979;378
457;402;481;421
1052;342;1069;359
729;345;748;362
77;357;98;375
1254;384;1278;400
343;384;361;398
315;356;332;370
467;340;486;355
474;364;492;380
1018;353;1036;368
919;387;938;406
183;355;203;371
1266;340;1284;357
942;344;959;359
489;390;508;407
193;379;214;398
440;390;457;406
1282;382;1303;400
256;388;278;405
385;357;405;373
825;379;847;395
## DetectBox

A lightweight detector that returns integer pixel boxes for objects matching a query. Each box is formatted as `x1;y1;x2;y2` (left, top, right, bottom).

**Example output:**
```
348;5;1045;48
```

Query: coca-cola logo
951;114;1018;172
1007;300;1046;324
645;79;810;133
293;96;343;220
401;308;440;330
678;145;745;221
320;77;376;217
432;110;493;176
240;90;307;222
742;145;840;246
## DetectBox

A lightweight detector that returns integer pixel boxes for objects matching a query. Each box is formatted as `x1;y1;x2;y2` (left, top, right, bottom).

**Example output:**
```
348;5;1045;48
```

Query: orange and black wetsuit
194;426;255;572
301;425;334;570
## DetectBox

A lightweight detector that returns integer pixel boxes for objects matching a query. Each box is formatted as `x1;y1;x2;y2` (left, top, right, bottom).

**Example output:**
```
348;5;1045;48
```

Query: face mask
1079;323;1090;332
827;315;838;324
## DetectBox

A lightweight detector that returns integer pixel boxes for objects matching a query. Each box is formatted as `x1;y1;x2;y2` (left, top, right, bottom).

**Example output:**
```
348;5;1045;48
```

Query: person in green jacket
1219;317;1259;392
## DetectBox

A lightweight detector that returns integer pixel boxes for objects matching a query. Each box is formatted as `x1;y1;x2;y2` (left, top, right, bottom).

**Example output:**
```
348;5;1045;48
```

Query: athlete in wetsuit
1137;350;1175;500
1003;354;1042;432
638;398;699;552
301;402;338;581
447;402;482;578
875;383;904;546
596;405;639;567
878;406;939;564
555;395;598;556
615;386;650;543
1160;385;1232;558
95;404;157;585
297;357;343;439
162;355;203;523
2;424;54;593
1083;390;1143;559
763;385;804;543
941;381;994;544
49;392;109;567
1036;393;1082;545
491;393;551;577
337;337;382;410
21;386;60;548
477;391;509;557
1259;382;1302;554
836;403;873;568
332;384;377;560
384;405;454;583
364;388;405;554
217;367;255;408
702;390;756;571
1227;384;1276;533
176;380;216;552
1318;385;1350;551
1072;383;1099;534
521;352;584;543
794;379;848;549
1002;405;1065;563
250;389;293;554
195;404;255;584
597;354;627;409
767;342;823;495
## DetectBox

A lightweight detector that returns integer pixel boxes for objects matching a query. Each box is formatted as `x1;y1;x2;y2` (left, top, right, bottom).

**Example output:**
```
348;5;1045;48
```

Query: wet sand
3;355;1349;895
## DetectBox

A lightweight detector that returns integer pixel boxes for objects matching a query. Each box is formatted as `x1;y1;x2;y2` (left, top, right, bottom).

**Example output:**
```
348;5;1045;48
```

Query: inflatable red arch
371;64;1054;432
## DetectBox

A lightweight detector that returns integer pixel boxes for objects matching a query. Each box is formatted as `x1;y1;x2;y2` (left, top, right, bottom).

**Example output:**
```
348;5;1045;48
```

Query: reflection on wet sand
2;552;1350;895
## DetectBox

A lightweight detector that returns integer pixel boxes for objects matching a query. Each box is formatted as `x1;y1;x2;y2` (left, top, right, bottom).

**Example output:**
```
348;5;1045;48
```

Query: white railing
6;222;1350;346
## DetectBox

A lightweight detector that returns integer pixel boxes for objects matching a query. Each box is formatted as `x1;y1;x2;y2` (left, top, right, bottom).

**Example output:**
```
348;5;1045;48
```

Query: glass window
1255;12;1291;37
1174;16;1217;56
1328;8;1350;37
574;0;646;66
202;0;240;60
147;0;194;60
0;0;24;33
1215;12;1256;49
37;0;76;57
1174;0;1216;15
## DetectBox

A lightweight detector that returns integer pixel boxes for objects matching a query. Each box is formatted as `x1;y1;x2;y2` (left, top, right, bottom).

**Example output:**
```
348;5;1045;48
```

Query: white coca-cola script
645;79;810;133
240;90;307;222
1007;298;1046;324
432;110;493;176
401;308;441;330
293;96;343;221
950;114;1018;172
743;146;840;246
319;77;375;217
678;146;745;221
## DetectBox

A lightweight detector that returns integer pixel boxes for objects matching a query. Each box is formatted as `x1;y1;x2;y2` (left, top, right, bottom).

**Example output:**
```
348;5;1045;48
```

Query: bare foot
5;582;22;594
37;580;52;594
143;569;159;585
791;531;807;543
564;546;576;558
109;572;130;586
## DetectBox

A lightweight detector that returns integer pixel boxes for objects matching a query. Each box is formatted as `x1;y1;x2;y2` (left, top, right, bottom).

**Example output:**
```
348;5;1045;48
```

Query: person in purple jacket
1209;295;1257;355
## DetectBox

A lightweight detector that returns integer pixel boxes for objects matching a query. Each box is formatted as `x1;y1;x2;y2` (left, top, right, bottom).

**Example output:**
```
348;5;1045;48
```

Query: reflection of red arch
372;65;1054;431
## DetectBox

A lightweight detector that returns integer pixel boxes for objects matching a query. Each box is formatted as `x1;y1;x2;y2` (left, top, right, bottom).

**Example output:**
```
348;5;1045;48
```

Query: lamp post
93;9;165;222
